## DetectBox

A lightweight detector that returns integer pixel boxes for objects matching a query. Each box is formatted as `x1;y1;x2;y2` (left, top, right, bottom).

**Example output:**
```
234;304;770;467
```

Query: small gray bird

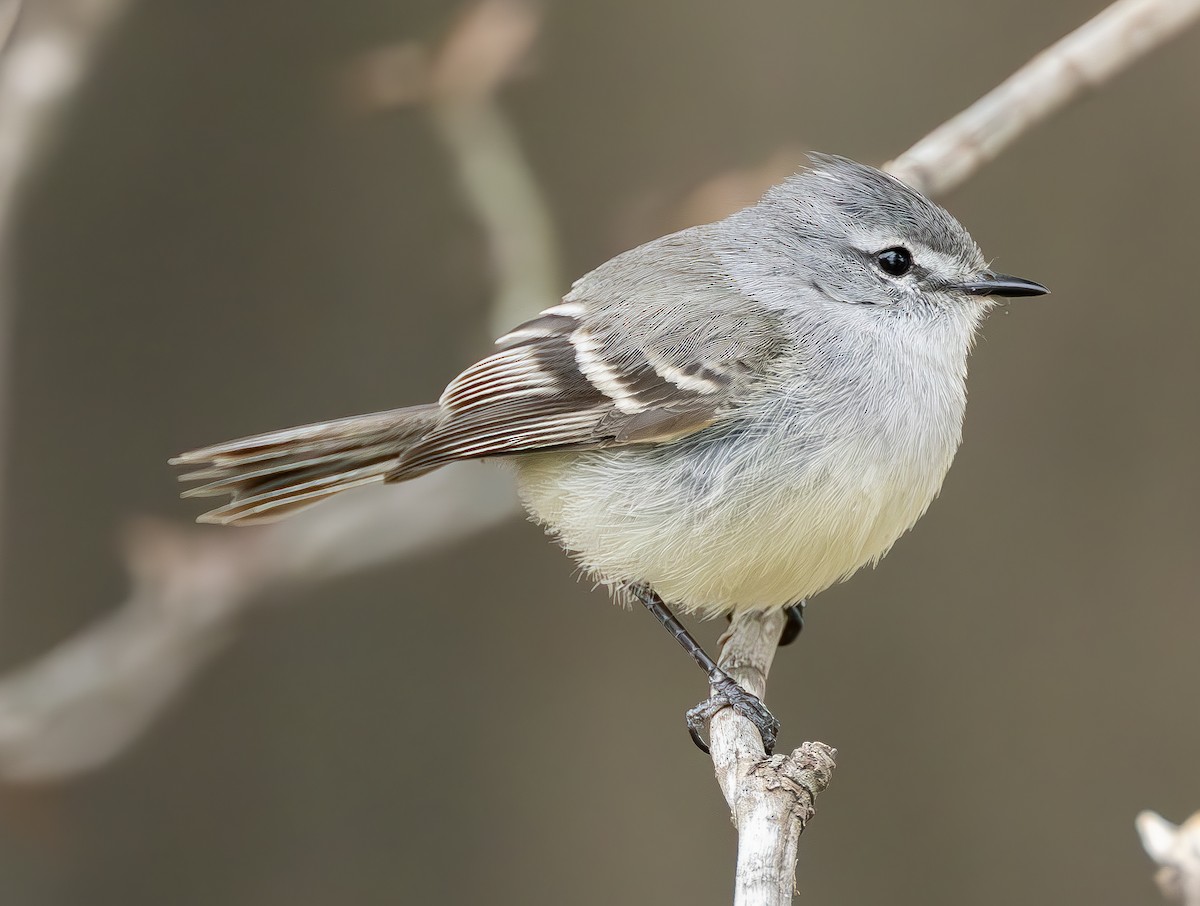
173;155;1047;753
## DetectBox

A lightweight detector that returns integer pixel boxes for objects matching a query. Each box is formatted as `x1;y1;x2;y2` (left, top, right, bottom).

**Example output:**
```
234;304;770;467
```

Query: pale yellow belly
515;435;951;617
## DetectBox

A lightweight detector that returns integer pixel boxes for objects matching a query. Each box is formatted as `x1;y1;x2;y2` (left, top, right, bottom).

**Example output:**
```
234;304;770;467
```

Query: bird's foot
686;674;780;756
778;601;806;647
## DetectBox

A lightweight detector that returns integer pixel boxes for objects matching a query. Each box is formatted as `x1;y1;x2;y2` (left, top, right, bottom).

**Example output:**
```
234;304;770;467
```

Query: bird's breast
515;331;970;616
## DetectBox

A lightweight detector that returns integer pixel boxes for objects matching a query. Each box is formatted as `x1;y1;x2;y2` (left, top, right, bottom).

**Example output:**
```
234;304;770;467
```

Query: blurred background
0;0;1197;903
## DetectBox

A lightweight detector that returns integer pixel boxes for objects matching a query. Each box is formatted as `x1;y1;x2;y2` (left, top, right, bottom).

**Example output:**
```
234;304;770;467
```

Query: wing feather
179;230;791;522
387;253;785;480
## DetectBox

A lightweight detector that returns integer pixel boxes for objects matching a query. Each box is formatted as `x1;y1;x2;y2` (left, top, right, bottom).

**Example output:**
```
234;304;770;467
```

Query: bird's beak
955;272;1050;298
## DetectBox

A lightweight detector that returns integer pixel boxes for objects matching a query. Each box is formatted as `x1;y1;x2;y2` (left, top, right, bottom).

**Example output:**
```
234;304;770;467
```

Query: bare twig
426;0;561;338
0;0;134;618
0;0;547;783
708;611;835;906
886;0;1200;197
344;0;558;337
1138;810;1200;905
708;0;1200;899
0;2;21;56
0;0;1194;805
0;465;520;781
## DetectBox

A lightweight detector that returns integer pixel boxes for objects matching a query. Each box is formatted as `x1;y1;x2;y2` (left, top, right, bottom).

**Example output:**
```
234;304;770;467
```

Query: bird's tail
171;404;443;525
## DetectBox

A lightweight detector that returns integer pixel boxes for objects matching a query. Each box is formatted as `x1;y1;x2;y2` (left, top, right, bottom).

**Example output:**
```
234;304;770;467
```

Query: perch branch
0;0;1196;795
707;0;1200;899
708;610;836;906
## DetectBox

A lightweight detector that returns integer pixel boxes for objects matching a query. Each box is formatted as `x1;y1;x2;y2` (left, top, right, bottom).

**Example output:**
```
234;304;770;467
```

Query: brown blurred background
1;0;1198;903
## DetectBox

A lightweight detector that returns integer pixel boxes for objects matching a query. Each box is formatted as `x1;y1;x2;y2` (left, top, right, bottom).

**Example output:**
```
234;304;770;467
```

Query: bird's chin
970;295;1001;316
944;291;998;316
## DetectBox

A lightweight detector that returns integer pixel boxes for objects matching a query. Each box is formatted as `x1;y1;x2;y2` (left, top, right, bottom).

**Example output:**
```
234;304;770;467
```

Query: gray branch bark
886;0;1200;197
708;611;835;905
0;22;1191;905
705;0;1200;900
0;0;134;619
0;0;545;781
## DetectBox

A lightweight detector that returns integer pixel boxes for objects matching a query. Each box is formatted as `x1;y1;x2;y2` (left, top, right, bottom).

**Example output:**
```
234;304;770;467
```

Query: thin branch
0;0;1194;798
426;0;561;337
886;0;1200;197
0;465;518;781
343;0;559;337
0;0;134;623
0;2;21;56
708;611;835;906
708;0;1200;899
0;0;546;783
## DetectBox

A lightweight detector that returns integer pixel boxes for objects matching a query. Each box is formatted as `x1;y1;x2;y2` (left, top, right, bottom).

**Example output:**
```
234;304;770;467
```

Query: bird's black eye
876;247;913;277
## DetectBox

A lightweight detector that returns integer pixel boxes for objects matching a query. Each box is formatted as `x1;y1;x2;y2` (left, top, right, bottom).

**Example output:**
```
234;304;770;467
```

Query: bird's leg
626;582;780;756
778;600;806;647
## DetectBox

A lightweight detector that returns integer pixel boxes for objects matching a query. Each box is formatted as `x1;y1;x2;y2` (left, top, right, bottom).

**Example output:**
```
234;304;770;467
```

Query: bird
172;154;1047;754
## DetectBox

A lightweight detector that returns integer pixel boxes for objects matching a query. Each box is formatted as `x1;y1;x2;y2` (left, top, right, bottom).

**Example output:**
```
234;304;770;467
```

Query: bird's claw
778;601;806;647
686;675;780;755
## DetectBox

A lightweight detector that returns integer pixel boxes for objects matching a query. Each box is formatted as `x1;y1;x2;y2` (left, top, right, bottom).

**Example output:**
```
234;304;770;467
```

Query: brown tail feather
172;404;443;525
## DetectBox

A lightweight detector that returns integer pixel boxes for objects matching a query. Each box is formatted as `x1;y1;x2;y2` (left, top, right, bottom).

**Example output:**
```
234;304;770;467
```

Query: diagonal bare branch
0;0;137;624
886;0;1200;196
0;0;545;782
707;1;1200;899
0;0;1195;793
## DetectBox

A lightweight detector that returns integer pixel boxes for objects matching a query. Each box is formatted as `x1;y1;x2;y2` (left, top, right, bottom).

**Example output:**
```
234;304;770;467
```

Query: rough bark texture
703;3;1200;898
707;611;836;905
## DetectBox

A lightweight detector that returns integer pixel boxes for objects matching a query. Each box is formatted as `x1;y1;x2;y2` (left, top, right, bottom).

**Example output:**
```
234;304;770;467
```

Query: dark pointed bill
956;272;1050;298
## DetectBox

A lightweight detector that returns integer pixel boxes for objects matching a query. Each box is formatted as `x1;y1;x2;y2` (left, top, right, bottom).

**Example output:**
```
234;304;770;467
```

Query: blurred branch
0;0;549;783
344;0;558;337
0;2;20;55
427;0;560;337
0;0;134;618
0;0;1190;825
1138;810;1200;905
0;467;518;781
886;0;1200;196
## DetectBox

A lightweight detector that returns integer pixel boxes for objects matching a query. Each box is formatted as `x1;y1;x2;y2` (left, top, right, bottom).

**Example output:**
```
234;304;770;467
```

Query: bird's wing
387;295;783;481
